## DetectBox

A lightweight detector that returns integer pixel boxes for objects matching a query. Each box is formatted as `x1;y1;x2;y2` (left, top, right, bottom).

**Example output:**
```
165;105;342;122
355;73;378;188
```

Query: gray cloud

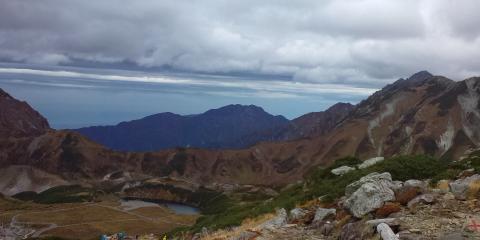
1;0;480;86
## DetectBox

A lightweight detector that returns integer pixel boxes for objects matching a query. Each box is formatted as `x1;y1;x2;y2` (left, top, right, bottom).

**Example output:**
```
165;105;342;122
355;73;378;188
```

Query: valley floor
0;196;198;240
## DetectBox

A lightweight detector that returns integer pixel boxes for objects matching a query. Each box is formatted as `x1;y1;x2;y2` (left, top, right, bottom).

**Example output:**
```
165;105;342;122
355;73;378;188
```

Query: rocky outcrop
344;172;395;217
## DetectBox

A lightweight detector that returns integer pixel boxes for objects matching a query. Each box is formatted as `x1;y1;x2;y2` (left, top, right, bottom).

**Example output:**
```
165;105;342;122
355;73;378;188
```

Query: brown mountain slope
0;89;50;138
1;72;480;188
287;102;355;139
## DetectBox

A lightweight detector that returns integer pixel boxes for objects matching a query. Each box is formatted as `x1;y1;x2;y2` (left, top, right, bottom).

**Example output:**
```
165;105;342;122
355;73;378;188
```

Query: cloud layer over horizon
2;0;480;87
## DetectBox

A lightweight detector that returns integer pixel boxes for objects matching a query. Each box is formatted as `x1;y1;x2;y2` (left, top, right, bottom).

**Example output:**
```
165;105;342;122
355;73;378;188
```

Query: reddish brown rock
375;202;401;218
395;186;421;205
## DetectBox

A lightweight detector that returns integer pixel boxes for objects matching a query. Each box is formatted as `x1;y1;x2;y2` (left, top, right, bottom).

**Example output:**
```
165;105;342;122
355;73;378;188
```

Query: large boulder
331;166;356;176
449;174;480;200
358;157;385;169
344;172;395;218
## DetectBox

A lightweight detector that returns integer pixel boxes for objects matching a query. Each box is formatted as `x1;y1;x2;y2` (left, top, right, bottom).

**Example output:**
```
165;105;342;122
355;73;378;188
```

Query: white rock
345;182;395;218
344;172;395;218
358;157;385;169
377;223;399;240
313;208;336;222
331;166;356;176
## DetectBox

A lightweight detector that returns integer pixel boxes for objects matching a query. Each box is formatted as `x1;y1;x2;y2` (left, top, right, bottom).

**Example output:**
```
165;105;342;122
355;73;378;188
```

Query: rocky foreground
196;170;480;240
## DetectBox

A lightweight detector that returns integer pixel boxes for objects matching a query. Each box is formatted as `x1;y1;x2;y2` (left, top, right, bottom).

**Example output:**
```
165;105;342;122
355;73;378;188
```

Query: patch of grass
12;185;95;204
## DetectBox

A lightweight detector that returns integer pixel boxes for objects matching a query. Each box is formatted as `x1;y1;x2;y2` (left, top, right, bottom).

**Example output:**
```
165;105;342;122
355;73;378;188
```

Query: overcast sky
1;0;480;127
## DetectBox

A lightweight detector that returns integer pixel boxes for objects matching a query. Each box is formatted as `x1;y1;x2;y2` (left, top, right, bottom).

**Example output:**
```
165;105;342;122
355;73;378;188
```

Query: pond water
120;199;200;215
164;202;200;215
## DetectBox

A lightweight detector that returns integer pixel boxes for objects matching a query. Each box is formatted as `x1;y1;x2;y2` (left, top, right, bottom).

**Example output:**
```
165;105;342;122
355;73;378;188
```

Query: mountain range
1;71;480;194
73;103;354;151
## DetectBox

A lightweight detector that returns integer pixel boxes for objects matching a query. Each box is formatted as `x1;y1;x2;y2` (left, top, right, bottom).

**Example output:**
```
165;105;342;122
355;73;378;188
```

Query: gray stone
289;208;307;222
313;208;336;222
331;165;356;176
407;194;436;208
377;223;399;240
260;208;288;230
404;179;427;190
319;221;335;236
449;174;480;200
358;157;385;169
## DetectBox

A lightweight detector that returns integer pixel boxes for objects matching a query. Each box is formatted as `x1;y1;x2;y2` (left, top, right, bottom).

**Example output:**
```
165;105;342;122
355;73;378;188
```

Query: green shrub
370;155;446;181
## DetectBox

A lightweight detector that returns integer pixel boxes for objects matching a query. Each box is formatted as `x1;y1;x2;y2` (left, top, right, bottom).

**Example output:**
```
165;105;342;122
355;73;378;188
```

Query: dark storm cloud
1;0;480;86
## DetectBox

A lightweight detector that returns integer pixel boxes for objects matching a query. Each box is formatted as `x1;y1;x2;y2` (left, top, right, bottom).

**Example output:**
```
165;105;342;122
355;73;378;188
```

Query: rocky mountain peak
325;102;355;113
407;70;433;82
0;88;50;138
204;104;273;117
